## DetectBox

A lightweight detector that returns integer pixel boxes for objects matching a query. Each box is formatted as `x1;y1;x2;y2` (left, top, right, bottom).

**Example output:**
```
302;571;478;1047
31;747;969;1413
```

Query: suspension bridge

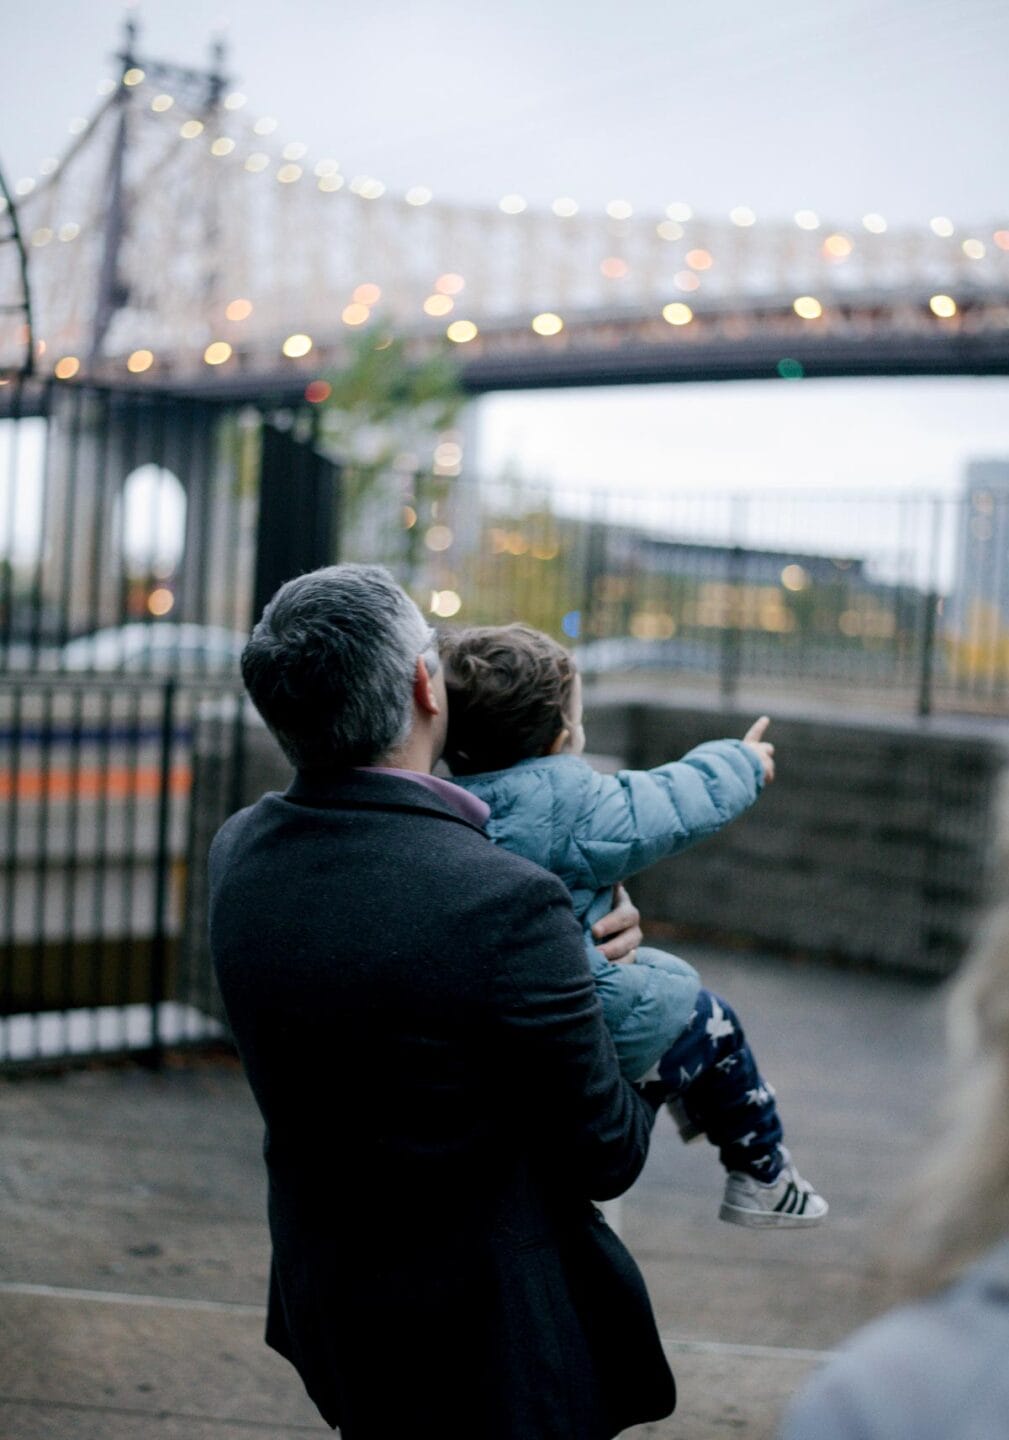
2;23;1009;401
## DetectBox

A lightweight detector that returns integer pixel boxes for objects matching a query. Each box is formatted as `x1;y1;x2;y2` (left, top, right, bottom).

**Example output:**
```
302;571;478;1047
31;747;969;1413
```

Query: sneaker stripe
796;1190;809;1215
773;1181;798;1214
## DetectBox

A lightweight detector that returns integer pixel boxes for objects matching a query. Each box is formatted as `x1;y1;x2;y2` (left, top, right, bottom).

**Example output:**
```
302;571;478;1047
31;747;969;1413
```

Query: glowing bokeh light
423;294;454;317
435;273;465;295
147;587;175;617
54;356;80;380
434;442;463;466
994;231;1009;251
277;164;303;183
606;200;633;219
929;216;954;237
123;68;145;86
793;295;823;319
425;525;454;552
822;233;853;258
354;283;382;305
729;206;756;226
203;341;232;366
151;94;174;112
499;194;527;214
600;257;629;279
253;116;278;135
223;92;247;110
405;186;433;205
685;249;713;270
210;138;235;157
929;294;958;318
446;320;478;343
665;202;692;222
781;564;810;592
430;589;462;618
342;304;371;326
305;380;332;404
225;298;253;321
127;349;155;373
794;210;820;230
245;153;269;173
552;197;579;217
657;220;684;241
862;213;887;233
179;120;204;139
58;223;80;242
531;312;564;336
281;333;313;357
662;302;693;326
962;238;985;259
674;271;700;291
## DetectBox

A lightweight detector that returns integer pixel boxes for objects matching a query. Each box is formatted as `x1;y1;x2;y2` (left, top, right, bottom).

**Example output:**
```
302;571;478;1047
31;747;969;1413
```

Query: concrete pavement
0;945;946;1439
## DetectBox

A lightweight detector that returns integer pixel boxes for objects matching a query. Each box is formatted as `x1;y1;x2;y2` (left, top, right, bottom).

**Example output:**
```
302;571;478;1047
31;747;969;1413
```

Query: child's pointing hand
742;715;775;784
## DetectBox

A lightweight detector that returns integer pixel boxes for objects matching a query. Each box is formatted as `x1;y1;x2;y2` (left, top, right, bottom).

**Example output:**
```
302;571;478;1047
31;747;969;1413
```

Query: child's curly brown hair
440;623;577;776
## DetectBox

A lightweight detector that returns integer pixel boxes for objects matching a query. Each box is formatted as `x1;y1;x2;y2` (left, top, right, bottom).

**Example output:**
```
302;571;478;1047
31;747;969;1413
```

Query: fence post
720;544;744;706
146;677;177;1068
917;497;944;718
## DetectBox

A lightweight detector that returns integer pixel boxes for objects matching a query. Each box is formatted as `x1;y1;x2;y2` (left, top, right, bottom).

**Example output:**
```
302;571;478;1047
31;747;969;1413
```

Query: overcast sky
2;0;1008;502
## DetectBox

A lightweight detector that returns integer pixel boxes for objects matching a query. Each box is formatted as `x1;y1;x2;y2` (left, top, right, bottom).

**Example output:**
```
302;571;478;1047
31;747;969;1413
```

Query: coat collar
285;766;489;836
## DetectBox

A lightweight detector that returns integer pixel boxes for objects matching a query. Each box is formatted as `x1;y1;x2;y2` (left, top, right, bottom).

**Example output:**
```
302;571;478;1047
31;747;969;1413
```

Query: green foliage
319;330;465;477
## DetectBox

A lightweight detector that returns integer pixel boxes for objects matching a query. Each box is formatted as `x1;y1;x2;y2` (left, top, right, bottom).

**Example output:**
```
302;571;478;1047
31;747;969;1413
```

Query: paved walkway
0;946;946;1439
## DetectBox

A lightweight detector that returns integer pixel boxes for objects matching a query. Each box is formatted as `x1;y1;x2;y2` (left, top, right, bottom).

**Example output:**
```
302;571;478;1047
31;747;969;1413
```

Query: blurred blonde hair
896;770;1009;1293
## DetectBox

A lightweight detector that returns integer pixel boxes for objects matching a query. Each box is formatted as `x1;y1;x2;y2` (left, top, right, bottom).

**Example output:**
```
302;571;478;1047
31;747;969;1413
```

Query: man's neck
373;740;433;775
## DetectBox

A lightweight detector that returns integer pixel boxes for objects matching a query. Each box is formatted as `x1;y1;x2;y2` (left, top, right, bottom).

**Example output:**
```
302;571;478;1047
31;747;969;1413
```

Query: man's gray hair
241;564;436;770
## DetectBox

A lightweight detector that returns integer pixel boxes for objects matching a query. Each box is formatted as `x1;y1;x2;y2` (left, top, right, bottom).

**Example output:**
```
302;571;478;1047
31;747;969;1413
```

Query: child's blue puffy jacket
455;741;765;1080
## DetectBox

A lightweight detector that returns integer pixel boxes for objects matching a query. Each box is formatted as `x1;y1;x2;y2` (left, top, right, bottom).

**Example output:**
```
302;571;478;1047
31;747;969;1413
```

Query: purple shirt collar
357;766;490;828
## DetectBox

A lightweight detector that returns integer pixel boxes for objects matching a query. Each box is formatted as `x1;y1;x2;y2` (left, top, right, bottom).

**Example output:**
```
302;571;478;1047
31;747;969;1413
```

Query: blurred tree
318;331;466;524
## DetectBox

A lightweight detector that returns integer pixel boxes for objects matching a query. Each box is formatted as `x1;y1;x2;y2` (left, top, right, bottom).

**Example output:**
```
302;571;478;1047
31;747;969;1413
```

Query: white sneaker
719;1151;828;1228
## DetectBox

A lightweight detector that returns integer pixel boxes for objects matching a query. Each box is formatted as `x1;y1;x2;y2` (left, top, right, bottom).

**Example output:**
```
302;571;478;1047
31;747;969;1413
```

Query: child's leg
656;988;784;1180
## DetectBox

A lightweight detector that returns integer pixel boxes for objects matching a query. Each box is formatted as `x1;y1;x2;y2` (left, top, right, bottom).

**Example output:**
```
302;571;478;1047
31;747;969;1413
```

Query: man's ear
414;655;441;717
548;727;570;755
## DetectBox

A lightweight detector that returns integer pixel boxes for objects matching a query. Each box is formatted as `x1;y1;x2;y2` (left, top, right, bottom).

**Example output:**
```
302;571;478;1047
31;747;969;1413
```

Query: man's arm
490;868;655;1200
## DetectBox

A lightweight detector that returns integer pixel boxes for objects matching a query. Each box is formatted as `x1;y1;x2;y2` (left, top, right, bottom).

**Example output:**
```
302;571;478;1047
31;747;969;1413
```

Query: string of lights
3;58;1008;386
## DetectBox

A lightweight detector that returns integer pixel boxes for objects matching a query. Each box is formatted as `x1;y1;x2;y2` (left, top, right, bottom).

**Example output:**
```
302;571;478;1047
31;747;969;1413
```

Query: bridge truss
2;27;1009;396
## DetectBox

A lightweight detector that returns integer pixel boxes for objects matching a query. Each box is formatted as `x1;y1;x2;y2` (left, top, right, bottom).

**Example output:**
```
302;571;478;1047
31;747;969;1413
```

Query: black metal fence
2;377;1008;1068
0;380;329;1068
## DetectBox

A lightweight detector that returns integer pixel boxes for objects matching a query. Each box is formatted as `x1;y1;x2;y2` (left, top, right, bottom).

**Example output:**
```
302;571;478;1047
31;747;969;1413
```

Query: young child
441;622;827;1228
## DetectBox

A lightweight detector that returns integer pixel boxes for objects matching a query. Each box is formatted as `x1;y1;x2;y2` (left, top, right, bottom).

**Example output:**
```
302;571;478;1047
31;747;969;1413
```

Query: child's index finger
743;715;771;743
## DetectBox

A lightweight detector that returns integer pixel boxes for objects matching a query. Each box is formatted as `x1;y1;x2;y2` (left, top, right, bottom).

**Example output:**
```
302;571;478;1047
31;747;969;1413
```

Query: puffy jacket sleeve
571;739;764;892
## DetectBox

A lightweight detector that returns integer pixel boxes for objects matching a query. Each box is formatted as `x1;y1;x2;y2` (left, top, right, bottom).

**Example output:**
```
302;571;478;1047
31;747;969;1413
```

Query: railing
344;471;1009;719
0;673;246;1068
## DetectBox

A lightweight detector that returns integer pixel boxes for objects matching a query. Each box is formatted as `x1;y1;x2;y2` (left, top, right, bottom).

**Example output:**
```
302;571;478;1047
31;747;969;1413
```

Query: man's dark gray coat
209;767;675;1439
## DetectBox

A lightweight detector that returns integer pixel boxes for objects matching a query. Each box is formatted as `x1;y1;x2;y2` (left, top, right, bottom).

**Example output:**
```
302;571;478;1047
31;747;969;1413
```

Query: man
209;563;675;1439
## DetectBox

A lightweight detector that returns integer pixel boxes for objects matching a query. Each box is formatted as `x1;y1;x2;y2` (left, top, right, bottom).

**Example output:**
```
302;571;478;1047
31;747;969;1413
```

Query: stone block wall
584;696;1009;977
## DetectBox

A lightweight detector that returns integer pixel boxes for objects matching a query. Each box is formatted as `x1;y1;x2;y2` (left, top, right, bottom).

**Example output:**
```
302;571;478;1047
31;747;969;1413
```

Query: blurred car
59;622;248;675
573;635;721;677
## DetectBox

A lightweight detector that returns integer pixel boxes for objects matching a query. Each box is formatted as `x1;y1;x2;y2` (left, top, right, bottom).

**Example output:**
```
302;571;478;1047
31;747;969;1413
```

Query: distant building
948;460;1009;674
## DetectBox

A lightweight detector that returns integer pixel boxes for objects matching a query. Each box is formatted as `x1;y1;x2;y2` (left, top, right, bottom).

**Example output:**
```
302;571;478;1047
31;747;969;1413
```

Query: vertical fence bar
146;677;176;1068
917;496;944;718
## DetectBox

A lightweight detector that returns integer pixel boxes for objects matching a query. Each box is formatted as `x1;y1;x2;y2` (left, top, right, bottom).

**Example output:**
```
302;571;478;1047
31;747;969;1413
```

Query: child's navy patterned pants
656;987;784;1180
